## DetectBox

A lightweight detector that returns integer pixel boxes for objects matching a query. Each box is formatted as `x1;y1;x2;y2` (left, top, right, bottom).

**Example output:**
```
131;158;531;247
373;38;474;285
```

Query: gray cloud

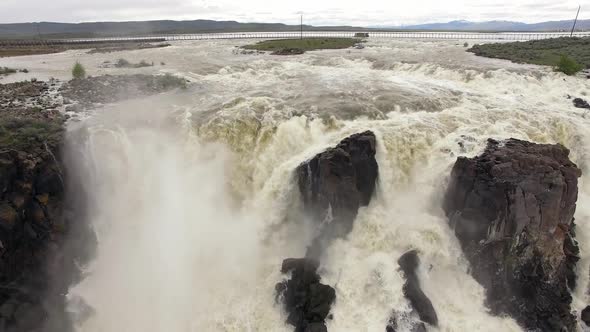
0;0;587;25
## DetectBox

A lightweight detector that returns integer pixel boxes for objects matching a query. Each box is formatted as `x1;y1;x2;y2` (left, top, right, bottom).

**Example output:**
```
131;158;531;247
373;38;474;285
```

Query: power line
571;5;581;37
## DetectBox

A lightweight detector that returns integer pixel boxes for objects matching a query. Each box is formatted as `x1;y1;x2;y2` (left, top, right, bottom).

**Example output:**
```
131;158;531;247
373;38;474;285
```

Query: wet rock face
297;131;378;257
573;98;590;109
397;251;438;327
443;138;582;331
387;251;437;332
0;149;64;331
581;306;590;327
276;258;336;332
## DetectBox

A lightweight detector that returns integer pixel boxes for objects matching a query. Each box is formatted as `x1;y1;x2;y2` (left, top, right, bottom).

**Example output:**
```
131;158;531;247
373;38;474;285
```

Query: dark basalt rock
443;138;581;331
272;48;305;55
581;306;590;327
573;98;590;109
297;131;378;258
397;251;438;327
0;80;96;331
276;258;336;332
386;251;437;331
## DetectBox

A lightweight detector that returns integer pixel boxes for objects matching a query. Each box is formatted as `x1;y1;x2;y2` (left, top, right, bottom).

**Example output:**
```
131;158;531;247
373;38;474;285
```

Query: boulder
573;98;590;109
443;138;581;331
397;251;438;326
276;258;335;332
297;131;378;258
581;306;590;327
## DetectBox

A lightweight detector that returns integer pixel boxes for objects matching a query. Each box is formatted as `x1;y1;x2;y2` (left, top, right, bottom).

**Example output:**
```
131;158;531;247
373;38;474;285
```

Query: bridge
1;31;589;46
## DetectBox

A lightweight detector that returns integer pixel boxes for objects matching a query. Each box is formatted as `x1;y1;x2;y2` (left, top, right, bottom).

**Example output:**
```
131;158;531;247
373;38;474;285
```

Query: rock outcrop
386;251;437;332
443;138;581;331
276;258;336;332
0;133;65;331
581;306;590;327
573;98;590;109
297;130;378;258
277;131;378;332
397;251;438;326
0;80;95;332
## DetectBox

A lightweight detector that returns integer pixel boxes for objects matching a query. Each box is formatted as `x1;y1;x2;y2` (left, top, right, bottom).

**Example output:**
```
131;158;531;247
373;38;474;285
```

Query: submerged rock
443;138;581;331
297;130;378;258
276;258;336;332
573;97;590;109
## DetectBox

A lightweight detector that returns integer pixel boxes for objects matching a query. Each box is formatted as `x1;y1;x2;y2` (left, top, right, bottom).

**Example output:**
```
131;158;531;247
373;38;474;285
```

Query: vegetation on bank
468;37;590;75
0;67;28;75
0;117;64;151
557;55;584;75
72;62;86;79
243;38;361;53
0;67;17;75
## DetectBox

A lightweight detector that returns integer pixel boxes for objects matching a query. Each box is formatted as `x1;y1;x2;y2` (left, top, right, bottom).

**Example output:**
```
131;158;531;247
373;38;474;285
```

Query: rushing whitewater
28;38;590;331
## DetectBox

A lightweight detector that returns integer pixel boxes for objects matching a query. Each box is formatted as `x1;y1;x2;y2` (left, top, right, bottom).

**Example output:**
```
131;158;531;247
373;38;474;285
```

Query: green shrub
556;55;583;75
463;42;469;48
0;67;17;75
72;62;86;79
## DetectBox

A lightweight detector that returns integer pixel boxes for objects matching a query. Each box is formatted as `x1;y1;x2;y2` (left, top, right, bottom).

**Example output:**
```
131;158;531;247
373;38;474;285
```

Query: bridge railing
2;31;589;45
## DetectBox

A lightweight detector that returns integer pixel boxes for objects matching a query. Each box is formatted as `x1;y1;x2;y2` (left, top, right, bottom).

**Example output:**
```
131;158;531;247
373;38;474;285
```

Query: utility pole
571;5;581;37
300;14;303;40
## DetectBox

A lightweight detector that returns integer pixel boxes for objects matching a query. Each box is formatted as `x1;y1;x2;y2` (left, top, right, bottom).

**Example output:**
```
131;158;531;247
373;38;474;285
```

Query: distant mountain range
376;19;590;32
0;20;364;39
0;19;589;39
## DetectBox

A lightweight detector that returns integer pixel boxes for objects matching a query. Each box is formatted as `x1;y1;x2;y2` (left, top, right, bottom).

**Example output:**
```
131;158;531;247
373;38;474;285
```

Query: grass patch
0;118;64;151
557;55;583;75
243;38;360;53
468;37;590;74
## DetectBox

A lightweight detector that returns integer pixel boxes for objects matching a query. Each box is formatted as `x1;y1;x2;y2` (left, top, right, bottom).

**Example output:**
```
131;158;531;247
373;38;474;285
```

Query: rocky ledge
272;48;306;56
444;138;581;331
0;84;68;330
61;74;188;111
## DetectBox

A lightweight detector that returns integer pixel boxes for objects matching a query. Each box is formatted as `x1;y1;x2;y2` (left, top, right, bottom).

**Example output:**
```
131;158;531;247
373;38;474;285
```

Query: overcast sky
1;0;587;25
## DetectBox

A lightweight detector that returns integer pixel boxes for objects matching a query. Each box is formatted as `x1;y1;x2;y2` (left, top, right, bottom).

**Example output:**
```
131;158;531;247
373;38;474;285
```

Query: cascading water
56;39;590;332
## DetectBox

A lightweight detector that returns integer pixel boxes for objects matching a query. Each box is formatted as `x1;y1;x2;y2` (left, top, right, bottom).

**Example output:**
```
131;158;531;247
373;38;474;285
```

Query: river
5;38;590;331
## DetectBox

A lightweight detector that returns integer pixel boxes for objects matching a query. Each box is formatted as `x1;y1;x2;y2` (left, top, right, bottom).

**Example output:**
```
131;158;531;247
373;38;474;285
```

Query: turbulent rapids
3;38;590;332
